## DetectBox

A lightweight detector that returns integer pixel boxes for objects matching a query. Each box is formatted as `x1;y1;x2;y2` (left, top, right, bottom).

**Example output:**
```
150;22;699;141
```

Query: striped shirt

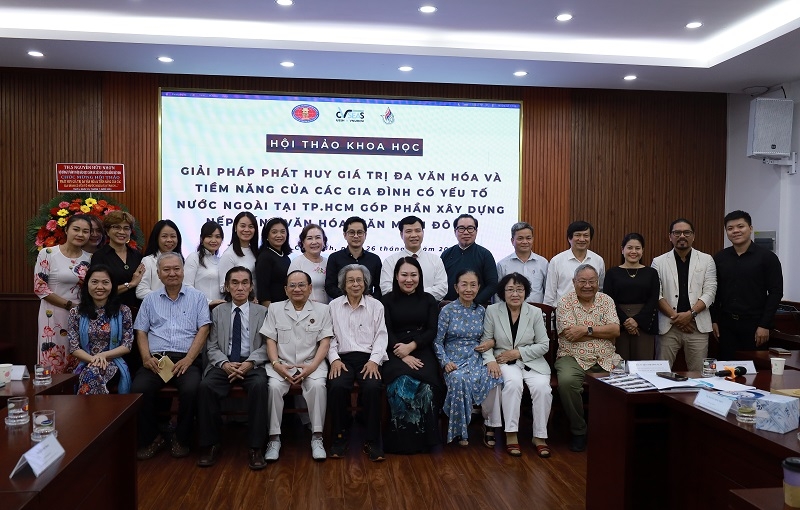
328;294;388;365
134;284;211;353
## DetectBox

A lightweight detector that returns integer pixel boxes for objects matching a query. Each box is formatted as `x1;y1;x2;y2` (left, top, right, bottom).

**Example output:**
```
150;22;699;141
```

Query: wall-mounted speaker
747;97;794;159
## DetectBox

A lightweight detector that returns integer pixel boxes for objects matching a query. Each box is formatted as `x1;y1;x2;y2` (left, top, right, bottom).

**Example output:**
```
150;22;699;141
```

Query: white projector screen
160;90;521;258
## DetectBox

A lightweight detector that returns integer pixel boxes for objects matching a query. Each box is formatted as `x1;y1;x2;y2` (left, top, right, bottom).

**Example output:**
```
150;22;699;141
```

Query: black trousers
328;352;382;443
197;366;269;448
717;313;765;361
130;353;202;447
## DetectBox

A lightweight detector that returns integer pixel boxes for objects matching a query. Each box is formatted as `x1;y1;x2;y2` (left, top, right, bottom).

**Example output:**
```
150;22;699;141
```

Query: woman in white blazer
482;272;553;458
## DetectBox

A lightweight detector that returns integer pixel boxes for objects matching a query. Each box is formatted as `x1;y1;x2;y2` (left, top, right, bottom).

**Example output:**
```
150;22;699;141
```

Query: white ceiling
2;0;800;93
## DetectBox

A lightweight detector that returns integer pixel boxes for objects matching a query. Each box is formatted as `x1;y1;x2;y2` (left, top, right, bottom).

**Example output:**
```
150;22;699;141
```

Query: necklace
625;268;639;278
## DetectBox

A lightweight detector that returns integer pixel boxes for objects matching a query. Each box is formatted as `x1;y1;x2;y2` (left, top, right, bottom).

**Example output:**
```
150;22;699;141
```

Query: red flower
44;236;56;246
50;207;60;216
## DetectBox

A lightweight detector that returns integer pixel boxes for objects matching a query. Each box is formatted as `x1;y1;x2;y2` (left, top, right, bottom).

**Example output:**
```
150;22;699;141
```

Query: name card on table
627;360;671;375
10;365;30;380
694;390;734;417
9;435;65;478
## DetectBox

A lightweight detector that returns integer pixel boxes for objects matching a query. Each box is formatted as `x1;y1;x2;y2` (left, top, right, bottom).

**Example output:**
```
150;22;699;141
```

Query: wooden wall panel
570;89;727;266
0;68;727;365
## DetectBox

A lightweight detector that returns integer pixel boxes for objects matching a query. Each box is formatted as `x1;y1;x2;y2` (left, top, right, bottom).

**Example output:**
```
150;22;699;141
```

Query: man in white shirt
261;270;333;463
496;221;549;304
329;264;389;461
380;216;448;300
543;221;605;307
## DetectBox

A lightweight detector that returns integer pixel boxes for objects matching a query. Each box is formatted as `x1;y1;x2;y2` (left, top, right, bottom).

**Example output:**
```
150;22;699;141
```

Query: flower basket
26;194;143;265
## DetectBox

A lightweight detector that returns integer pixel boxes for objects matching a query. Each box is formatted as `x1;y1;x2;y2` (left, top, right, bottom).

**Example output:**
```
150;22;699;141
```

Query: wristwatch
690;310;698;319
587;326;594;337
124;282;130;289
271;360;280;367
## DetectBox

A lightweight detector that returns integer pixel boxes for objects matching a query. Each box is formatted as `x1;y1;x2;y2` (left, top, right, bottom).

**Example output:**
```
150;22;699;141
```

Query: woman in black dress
255;217;292;306
90;210;145;315
381;256;443;453
603;232;660;360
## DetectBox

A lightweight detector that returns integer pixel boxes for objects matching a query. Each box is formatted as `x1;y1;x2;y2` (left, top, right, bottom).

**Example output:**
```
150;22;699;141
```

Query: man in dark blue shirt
440;214;498;306
324;216;382;301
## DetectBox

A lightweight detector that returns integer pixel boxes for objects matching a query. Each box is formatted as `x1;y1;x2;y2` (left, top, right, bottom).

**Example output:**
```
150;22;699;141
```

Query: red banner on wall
56;163;125;192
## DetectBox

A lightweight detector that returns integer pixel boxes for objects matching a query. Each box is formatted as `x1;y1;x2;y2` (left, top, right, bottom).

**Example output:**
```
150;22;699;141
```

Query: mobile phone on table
656;371;688;381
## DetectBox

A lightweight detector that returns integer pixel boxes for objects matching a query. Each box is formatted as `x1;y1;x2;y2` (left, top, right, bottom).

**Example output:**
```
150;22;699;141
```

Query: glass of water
31;410;57;442
610;359;627;378
5;396;30;426
33;363;52;386
736;396;757;424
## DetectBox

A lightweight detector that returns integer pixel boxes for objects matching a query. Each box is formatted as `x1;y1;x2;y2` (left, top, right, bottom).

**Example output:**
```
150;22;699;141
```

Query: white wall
726;82;800;301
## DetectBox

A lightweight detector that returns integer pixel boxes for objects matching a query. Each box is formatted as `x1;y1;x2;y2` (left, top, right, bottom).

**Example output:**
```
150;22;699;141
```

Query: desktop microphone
715;366;747;377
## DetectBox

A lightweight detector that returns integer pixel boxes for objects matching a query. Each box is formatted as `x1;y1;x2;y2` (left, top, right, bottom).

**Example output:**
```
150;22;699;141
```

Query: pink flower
34;277;50;295
42;325;55;338
39;259;50;271
59;201;70;208
74;262;88;280
46;220;57;231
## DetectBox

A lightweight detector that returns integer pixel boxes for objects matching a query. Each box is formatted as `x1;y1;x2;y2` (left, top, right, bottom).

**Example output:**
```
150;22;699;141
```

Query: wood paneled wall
0;67;727;365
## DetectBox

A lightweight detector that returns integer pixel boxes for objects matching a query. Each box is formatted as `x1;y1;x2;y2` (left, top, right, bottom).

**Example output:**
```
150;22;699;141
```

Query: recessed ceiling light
419;5;437;14
556;13;573;22
398;66;413;72
157;56;174;63
513;71;528;77
28;51;44;58
280;61;295;67
686;21;703;29
624;75;637;81
276;0;293;5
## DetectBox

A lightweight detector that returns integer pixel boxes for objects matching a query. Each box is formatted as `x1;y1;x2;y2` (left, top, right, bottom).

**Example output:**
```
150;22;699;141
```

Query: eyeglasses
287;283;308;289
575;279;599;286
346;278;365;285
346;230;366;237
455;226;477;233
670;230;694;237
108;225;131;232
504;287;525;295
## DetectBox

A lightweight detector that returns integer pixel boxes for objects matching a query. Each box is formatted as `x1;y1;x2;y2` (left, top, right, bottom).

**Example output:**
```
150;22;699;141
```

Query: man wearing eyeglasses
555;264;620;452
651;218;717;372
440;214;498;306
324;216;383;301
261;270;333;463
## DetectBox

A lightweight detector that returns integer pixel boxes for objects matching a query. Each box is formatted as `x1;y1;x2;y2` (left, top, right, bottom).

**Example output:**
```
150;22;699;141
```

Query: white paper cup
772;357;786;376
0;363;12;384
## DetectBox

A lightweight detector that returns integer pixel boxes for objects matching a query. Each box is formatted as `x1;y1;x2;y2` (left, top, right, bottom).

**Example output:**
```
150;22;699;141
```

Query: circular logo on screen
292;104;320;123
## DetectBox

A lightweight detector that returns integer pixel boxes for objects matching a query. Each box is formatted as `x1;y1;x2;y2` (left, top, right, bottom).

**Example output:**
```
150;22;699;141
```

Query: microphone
715;366;747;377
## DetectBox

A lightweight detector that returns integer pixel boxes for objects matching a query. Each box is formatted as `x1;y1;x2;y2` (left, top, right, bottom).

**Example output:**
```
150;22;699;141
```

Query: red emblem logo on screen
292;104;319;123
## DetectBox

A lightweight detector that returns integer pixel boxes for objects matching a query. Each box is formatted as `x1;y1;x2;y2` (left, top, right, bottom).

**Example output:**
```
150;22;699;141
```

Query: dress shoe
363;441;385;462
569;434;587;452
136;435;166;461
248;448;267;470
329;433;347;458
170;438;191;458
197;444;221;467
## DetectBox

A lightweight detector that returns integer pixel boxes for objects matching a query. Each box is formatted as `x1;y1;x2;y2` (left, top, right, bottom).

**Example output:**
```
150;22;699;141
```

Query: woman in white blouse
184;221;225;304
218;211;259;294
287;224;329;303
136;219;183;300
